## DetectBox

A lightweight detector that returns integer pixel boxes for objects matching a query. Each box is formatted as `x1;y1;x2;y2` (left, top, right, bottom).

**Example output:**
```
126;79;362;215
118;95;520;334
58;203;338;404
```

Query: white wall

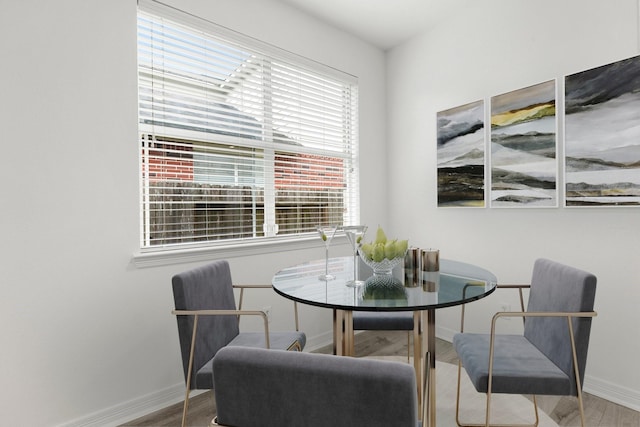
387;0;640;411
3;0;638;424
0;0;386;425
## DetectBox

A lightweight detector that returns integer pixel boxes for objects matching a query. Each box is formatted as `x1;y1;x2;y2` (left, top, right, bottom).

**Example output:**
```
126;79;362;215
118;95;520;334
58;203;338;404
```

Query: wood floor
121;331;639;426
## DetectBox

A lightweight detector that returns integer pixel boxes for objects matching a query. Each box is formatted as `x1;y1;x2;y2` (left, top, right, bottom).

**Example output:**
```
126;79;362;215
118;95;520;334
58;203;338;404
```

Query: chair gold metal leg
287;340;303;351
294;301;300;331
456;360;463;427
485;387;491;427
577;393;586;427
567;317;586;427
182;315;199;427
413;311;423;420
181;390;190;427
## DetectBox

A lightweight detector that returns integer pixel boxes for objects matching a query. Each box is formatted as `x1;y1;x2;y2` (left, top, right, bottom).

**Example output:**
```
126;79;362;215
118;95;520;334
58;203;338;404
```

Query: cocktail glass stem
320;245;335;281
353;251;358;282
325;246;330;279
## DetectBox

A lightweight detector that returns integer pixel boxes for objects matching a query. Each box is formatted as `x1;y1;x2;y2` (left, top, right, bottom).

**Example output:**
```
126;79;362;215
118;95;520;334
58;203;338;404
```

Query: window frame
134;0;359;264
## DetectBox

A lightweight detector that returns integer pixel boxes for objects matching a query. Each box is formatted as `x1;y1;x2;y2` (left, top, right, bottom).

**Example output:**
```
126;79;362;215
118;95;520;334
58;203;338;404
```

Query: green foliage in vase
360;226;409;262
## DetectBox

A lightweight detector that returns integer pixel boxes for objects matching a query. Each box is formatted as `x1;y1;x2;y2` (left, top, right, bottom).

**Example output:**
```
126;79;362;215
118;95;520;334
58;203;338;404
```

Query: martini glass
342;225;368;287
317;225;338;281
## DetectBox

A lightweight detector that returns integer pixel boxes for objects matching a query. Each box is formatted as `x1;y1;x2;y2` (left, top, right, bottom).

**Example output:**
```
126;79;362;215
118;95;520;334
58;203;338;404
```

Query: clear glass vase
358;250;407;300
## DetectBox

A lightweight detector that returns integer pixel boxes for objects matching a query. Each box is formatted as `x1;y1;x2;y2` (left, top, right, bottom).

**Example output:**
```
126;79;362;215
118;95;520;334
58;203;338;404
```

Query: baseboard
437;324;458;343
436;325;640;413
584;374;640;412
55;382;194;427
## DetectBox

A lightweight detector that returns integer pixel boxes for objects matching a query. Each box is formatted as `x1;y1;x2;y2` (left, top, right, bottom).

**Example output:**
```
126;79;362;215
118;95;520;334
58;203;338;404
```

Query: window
137;0;359;250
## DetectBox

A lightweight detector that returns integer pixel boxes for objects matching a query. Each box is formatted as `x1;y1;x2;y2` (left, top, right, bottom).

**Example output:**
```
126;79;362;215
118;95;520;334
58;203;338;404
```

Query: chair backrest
213;346;418;427
172;260;240;389
524;258;597;395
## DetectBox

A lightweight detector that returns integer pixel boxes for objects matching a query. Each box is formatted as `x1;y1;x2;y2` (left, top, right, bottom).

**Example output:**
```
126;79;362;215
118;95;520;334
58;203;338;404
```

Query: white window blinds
137;0;359;249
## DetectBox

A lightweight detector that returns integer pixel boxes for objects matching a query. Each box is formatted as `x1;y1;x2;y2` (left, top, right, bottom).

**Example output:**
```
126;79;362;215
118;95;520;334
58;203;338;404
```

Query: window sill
132;235;348;268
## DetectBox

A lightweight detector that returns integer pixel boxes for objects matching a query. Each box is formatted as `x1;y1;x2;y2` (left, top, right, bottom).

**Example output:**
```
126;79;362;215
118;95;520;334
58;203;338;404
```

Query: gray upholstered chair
453;258;597;427
172;260;306;427
212;346;422;427
352;259;416;360
353;311;415;361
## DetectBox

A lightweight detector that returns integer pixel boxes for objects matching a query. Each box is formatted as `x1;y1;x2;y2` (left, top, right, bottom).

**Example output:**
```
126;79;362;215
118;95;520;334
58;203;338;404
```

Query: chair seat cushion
195;331;306;389
453;333;572;395
353;311;414;330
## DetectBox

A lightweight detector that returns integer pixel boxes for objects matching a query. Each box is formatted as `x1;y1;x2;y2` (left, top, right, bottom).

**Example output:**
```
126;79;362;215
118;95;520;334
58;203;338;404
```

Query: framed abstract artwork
436;100;485;207
490;80;558;208
564;54;640;207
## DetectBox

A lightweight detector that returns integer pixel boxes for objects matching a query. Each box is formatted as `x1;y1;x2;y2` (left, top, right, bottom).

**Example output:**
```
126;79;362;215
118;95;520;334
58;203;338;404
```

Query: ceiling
273;0;471;50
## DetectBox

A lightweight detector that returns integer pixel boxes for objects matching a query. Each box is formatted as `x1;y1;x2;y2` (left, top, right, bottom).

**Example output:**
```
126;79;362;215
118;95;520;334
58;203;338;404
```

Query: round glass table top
272;256;497;311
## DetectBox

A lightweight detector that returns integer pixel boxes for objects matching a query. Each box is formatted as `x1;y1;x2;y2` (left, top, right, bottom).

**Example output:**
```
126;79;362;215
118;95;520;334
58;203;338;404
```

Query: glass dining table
271;256;497;426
